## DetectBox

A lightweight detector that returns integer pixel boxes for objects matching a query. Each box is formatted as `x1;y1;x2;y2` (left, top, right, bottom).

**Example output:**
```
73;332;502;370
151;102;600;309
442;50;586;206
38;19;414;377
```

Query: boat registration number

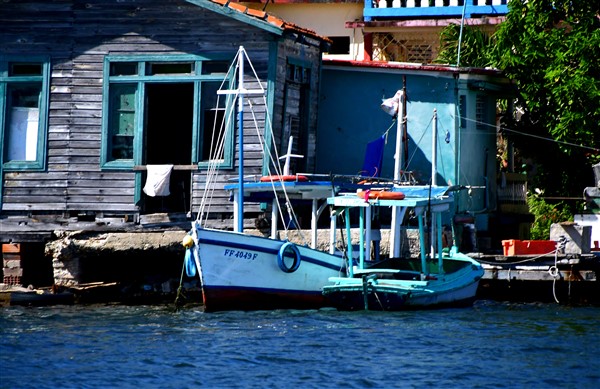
224;249;258;260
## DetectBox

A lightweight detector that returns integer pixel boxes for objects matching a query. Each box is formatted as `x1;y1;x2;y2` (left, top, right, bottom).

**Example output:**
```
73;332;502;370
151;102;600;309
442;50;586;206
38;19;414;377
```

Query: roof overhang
323;58;504;76
186;0;330;44
323;59;516;95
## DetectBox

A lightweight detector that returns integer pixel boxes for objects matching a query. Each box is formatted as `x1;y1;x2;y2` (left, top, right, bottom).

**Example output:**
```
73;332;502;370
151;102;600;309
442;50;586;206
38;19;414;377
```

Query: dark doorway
143;83;194;214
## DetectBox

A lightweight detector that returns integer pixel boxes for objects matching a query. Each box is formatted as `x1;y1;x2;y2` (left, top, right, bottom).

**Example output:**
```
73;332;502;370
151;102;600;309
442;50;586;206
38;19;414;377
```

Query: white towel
143;164;174;197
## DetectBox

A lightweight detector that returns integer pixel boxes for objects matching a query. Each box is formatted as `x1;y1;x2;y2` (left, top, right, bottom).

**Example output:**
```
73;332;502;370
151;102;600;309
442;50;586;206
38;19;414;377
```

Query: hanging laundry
143;164;174;197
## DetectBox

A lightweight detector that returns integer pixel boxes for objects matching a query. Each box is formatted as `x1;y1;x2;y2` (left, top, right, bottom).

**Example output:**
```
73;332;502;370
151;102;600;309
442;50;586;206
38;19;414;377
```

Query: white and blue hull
193;227;346;312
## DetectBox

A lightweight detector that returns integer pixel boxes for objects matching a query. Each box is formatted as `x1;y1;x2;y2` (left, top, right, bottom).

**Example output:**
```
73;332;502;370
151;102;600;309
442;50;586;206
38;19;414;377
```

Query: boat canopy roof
327;185;453;209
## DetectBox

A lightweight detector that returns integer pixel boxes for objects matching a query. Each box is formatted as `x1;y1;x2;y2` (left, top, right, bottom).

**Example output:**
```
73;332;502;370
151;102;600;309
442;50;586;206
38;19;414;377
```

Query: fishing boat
183;46;482;312
322;185;484;311
183;46;366;312
322;100;483;311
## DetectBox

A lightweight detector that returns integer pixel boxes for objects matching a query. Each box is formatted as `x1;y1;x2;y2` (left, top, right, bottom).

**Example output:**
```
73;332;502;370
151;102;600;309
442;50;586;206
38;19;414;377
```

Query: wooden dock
475;253;600;305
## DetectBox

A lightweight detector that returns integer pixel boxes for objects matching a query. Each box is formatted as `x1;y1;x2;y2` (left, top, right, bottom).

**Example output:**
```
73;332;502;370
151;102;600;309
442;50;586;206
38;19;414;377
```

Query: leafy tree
491;0;600;199
437;1;600;211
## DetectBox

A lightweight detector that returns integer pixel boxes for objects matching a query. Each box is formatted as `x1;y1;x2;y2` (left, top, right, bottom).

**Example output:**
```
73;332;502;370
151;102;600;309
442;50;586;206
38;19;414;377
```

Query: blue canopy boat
322;185;484;311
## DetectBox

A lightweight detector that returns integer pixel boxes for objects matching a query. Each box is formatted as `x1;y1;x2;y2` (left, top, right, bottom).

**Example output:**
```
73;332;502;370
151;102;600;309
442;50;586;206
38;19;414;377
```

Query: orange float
260;175;309;182
357;189;405;201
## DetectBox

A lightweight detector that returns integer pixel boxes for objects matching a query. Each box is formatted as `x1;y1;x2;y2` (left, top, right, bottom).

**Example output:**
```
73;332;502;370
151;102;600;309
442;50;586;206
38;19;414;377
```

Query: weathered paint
0;0;327;241
316;61;512;221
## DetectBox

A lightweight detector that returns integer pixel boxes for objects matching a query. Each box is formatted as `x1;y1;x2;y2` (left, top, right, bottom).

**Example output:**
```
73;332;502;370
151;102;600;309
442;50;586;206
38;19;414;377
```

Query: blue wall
316;66;459;186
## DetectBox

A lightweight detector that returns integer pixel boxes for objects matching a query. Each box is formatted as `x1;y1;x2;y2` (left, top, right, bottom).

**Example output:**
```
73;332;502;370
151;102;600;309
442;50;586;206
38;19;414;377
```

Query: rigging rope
198;50;242;225
196;48;308;244
246;95;308;244
459;116;599;152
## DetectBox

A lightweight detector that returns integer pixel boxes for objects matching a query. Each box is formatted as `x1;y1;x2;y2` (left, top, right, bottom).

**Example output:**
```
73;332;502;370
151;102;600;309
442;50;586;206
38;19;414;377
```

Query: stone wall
46;227;426;286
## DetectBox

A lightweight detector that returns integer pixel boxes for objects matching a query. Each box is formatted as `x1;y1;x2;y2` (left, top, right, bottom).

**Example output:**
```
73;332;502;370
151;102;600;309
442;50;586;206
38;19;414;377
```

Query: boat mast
218;46;264;232
390;90;405;258
431;109;438;261
237;47;245;233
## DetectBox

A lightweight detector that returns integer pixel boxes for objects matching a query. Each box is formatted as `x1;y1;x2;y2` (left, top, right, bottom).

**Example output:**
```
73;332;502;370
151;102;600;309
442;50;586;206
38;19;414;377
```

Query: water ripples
1;302;599;388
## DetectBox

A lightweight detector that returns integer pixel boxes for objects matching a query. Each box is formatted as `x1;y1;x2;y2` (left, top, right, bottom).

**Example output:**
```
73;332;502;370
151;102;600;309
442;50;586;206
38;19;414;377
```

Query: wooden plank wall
0;0;323;225
272;38;323;174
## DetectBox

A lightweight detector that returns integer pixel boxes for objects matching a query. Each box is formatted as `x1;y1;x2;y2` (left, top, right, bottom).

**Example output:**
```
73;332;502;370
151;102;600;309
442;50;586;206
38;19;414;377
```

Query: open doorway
143;83;194;214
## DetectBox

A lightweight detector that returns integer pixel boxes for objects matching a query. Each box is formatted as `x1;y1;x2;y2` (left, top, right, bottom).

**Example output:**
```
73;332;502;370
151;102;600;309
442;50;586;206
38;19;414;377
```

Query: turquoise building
316;60;514;239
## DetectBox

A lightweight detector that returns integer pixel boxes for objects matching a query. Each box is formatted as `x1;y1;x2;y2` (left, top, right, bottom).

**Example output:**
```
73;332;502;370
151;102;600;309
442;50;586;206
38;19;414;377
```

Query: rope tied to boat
175;233;199;311
174;252;188;311
549;236;568;304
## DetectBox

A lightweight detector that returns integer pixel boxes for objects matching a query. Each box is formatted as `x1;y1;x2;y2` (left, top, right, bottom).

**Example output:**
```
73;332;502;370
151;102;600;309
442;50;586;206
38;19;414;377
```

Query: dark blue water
1;301;599;389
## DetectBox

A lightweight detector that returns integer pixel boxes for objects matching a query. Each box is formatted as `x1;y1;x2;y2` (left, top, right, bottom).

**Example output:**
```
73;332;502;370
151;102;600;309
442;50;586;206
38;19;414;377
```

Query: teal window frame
0;55;50;171
101;54;235;170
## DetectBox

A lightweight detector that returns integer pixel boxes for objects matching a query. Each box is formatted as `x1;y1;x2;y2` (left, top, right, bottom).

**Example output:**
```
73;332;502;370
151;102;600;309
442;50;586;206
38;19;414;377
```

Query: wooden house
0;0;329;246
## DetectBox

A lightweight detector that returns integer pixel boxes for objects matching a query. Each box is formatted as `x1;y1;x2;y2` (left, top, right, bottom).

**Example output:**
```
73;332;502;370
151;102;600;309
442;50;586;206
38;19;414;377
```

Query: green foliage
435;23;493;67
435;1;600;197
527;193;573;240
491;0;600;195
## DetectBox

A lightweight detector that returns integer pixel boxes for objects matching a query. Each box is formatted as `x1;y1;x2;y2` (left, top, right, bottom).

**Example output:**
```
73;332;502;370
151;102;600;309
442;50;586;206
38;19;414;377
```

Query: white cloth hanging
143;164;174;197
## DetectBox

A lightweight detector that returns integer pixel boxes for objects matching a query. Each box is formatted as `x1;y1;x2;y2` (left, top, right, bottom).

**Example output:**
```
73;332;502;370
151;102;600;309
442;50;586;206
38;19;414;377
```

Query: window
146;62;193;75
459;95;467;129
1;57;50;171
101;55;233;169
281;58;312;173
326;36;351;55
108;84;136;160
200;81;228;162
476;94;487;131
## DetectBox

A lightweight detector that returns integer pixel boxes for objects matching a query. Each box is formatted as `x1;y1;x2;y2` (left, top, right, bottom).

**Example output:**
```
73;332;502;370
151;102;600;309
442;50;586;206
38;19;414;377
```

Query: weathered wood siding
272;38;323;174
1;0;323;225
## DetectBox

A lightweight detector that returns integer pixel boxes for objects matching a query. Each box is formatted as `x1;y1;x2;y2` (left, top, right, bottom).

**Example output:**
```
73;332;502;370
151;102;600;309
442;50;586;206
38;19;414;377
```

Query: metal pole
237;47;245;233
418;213;427;276
345;209;353;277
393;91;405;183
437;211;444;274
457;0;468;67
271;198;278;239
390;91;405;258
432;108;438;187
329;211;336;255
359;207;364;269
311;199;317;249
431;109;438;260
365;205;372;264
